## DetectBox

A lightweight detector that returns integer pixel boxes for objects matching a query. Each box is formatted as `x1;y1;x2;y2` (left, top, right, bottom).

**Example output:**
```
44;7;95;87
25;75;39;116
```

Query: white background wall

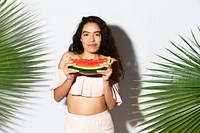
2;0;200;133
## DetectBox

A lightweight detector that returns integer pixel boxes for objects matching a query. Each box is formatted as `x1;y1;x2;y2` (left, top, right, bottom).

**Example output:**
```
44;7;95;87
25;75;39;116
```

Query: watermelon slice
67;56;111;74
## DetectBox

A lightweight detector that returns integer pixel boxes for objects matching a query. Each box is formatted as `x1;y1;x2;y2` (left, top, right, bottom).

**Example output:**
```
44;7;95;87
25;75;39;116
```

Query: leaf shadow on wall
109;25;143;133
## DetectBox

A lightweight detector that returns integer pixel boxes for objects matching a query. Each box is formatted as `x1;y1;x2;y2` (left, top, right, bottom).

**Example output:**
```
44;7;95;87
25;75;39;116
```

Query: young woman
51;16;124;133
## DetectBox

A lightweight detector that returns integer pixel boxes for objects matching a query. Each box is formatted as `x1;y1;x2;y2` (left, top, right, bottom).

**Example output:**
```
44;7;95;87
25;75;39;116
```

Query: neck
79;52;100;59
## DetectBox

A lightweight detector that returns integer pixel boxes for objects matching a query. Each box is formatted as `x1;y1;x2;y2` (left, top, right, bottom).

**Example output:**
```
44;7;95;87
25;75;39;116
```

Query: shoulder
61;51;80;60
62;51;74;58
109;57;119;69
110;57;117;64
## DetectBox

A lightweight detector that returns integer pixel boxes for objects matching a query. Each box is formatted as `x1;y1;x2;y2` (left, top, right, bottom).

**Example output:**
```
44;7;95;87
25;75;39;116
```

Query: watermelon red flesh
67;56;110;73
72;58;110;68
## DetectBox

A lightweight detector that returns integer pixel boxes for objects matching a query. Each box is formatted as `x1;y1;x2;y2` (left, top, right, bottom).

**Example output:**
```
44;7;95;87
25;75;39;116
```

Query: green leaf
0;0;49;130
134;28;200;132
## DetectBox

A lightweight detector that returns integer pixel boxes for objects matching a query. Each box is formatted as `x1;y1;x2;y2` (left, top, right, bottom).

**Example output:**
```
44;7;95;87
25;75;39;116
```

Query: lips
87;43;96;46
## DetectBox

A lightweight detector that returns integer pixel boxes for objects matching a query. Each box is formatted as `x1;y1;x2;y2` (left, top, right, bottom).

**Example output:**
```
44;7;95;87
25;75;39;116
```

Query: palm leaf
132;28;200;133
0;0;49;131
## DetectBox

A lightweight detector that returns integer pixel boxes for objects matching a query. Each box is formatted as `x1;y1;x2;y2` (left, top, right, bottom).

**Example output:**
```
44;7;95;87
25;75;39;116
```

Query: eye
83;33;89;36
95;33;101;36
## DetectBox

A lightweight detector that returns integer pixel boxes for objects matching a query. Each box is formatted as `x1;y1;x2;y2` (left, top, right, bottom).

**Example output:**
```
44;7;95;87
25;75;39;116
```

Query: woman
51;16;124;133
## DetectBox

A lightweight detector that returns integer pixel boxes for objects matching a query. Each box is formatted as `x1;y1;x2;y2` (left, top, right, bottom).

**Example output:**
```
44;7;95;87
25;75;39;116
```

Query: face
80;22;102;54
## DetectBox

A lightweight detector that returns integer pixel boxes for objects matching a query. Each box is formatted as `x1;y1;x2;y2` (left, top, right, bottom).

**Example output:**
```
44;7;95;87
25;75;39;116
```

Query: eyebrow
82;31;101;33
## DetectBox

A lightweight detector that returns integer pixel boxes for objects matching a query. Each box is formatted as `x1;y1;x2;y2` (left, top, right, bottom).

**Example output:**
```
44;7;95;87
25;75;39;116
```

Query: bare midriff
67;94;107;115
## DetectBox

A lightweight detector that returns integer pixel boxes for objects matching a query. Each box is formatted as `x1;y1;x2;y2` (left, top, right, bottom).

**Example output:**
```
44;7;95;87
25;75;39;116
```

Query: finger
65;62;76;68
100;62;111;66
96;70;105;74
67;63;76;68
65;60;73;63
97;70;111;76
64;69;79;75
69;69;79;73
100;63;112;69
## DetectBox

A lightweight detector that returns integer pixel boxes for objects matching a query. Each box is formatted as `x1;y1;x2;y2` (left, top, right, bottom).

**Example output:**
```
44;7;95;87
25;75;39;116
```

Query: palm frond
0;0;49;130
132;28;200;132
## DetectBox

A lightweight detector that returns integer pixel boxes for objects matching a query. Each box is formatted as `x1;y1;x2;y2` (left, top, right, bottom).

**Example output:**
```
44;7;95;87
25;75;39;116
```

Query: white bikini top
50;69;122;106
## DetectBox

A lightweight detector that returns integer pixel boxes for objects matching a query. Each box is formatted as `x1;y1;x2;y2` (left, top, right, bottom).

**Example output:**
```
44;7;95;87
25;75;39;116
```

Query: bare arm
54;79;74;102
103;80;117;110
97;58;119;109
53;52;79;102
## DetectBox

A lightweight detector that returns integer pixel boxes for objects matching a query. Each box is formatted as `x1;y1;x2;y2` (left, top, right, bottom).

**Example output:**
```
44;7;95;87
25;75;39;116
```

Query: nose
89;35;95;42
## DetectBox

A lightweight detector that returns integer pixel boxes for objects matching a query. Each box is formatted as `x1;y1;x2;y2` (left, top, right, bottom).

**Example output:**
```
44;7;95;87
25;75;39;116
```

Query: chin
88;49;99;53
90;52;99;54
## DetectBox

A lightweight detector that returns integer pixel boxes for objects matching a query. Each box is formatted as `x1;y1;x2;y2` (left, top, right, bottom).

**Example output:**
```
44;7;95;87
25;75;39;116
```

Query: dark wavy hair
68;16;124;81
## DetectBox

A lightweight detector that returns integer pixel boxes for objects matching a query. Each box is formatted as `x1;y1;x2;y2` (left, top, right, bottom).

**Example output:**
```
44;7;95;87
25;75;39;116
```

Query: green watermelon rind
69;65;107;73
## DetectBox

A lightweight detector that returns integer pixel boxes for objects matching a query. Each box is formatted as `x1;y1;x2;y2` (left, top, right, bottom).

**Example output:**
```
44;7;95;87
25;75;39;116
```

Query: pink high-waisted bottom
64;110;114;133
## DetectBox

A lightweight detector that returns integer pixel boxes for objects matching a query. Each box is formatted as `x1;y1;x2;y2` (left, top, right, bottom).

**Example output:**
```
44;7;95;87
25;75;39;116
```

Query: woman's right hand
63;59;79;82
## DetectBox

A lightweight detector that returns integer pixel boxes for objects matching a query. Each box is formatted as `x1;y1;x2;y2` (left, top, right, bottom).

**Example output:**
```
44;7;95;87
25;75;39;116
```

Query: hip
65;110;114;133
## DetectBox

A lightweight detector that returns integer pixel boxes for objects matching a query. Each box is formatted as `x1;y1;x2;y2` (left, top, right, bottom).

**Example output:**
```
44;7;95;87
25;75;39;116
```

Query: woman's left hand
97;62;112;81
